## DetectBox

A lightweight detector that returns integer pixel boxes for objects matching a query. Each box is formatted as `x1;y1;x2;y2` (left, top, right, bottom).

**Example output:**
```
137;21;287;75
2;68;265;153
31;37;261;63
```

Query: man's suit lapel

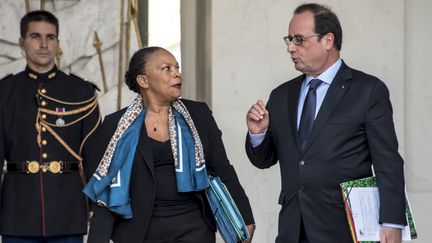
287;76;304;152
303;62;352;152
137;122;156;180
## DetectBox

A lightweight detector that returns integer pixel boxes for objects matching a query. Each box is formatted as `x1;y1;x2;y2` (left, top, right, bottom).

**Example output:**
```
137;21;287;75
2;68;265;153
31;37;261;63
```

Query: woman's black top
149;138;200;217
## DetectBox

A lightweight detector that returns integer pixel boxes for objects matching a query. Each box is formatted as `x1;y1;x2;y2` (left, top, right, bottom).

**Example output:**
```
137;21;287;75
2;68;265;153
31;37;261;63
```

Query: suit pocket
324;189;344;206
278;190;296;206
326;116;359;125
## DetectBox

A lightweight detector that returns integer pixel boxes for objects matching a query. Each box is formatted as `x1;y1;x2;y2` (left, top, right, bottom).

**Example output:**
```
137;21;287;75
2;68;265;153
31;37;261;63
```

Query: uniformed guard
0;10;101;243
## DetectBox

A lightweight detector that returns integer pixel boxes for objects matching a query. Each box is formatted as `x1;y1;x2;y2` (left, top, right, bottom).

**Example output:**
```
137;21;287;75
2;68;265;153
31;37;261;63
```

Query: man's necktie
298;79;322;151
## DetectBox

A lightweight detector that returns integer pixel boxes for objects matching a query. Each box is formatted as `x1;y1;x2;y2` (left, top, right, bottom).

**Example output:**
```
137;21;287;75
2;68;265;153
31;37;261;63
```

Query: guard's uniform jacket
0;66;101;236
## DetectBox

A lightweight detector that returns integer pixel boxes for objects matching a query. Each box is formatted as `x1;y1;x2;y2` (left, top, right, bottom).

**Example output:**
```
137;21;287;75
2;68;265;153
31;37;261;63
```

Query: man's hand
246;99;269;134
380;226;402;243
243;224;256;243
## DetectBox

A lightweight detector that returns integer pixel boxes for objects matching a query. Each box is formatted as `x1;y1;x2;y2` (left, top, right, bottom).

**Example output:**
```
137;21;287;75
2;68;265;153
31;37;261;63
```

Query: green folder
340;176;417;243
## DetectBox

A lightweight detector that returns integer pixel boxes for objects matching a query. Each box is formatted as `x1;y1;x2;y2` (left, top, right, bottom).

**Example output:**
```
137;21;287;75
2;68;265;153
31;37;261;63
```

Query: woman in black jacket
84;47;255;243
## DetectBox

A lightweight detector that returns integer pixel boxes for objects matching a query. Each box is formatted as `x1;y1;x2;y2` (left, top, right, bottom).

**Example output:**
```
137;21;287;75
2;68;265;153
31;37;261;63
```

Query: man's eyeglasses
283;34;322;46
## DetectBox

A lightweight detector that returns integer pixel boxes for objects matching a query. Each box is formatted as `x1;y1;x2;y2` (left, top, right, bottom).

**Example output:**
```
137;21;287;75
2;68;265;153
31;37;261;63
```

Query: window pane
148;0;181;65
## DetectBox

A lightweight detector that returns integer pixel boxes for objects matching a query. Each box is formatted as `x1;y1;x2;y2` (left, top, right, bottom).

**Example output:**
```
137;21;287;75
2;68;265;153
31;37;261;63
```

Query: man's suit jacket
87;99;254;243
246;61;406;243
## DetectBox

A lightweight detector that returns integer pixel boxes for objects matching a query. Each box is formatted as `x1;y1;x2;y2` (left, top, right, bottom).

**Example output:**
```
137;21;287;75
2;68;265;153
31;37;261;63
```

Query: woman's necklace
152;111;160;132
148;106;168;133
153;121;157;132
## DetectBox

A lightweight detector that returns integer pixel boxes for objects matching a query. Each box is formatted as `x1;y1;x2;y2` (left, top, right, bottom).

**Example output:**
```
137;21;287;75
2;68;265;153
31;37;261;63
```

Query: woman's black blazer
87;99;254;243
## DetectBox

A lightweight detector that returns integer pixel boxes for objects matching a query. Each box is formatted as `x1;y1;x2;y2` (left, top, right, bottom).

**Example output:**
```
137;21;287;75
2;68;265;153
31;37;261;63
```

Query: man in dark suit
0;10;100;243
245;3;406;243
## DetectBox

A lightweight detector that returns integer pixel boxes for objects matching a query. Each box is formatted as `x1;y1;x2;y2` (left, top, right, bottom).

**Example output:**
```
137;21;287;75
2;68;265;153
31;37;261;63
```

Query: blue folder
205;176;250;243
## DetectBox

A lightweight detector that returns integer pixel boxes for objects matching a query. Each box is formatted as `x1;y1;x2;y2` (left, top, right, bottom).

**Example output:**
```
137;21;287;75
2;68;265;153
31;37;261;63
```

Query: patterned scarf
83;95;208;219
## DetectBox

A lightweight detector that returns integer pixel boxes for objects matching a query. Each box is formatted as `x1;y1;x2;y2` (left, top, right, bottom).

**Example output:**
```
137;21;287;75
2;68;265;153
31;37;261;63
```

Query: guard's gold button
41;114;47;119
42;153;48;159
41;101;47;106
42;127;47;132
42;140;47;146
41;89;47;94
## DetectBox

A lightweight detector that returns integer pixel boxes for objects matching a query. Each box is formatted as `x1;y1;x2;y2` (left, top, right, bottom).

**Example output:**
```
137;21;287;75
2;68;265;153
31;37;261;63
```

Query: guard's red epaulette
69;72;101;91
0;73;13;81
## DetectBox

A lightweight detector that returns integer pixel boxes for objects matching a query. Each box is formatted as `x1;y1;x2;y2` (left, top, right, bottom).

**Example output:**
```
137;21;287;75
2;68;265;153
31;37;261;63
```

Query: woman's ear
136;74;149;89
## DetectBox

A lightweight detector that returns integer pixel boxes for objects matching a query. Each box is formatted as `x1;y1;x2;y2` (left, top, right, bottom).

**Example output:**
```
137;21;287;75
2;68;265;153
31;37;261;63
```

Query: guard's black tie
298;79;322;151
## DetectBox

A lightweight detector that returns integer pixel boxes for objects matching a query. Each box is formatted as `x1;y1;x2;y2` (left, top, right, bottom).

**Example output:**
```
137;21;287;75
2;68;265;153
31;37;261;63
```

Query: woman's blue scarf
83;96;208;219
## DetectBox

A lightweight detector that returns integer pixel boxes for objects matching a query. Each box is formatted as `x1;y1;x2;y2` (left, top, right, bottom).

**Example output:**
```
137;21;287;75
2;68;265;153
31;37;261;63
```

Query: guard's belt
7;161;80;174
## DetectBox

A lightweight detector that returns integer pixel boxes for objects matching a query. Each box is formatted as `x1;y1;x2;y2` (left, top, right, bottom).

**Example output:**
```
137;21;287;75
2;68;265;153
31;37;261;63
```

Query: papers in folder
206;176;249;243
340;176;417;243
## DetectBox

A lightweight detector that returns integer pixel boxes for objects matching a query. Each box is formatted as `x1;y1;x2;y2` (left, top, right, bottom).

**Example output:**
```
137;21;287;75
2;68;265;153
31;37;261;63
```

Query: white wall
212;0;431;242
405;0;432;242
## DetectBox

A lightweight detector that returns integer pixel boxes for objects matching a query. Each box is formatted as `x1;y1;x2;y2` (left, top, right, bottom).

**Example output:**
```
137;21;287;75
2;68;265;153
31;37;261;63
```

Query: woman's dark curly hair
125;46;164;93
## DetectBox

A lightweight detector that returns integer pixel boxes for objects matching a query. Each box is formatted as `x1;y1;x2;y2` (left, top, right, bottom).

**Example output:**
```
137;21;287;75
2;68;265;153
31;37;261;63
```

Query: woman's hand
243;224;256;242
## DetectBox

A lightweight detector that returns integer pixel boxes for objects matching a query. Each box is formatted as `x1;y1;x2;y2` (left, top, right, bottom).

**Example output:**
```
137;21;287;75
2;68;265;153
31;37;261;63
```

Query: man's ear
136;74;149;89
19;37;24;49
323;33;335;50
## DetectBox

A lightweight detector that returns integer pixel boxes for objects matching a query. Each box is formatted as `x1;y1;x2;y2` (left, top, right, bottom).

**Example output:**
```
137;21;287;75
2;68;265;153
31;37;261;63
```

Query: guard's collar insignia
48;72;56;79
25;65;57;81
28;72;37;80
